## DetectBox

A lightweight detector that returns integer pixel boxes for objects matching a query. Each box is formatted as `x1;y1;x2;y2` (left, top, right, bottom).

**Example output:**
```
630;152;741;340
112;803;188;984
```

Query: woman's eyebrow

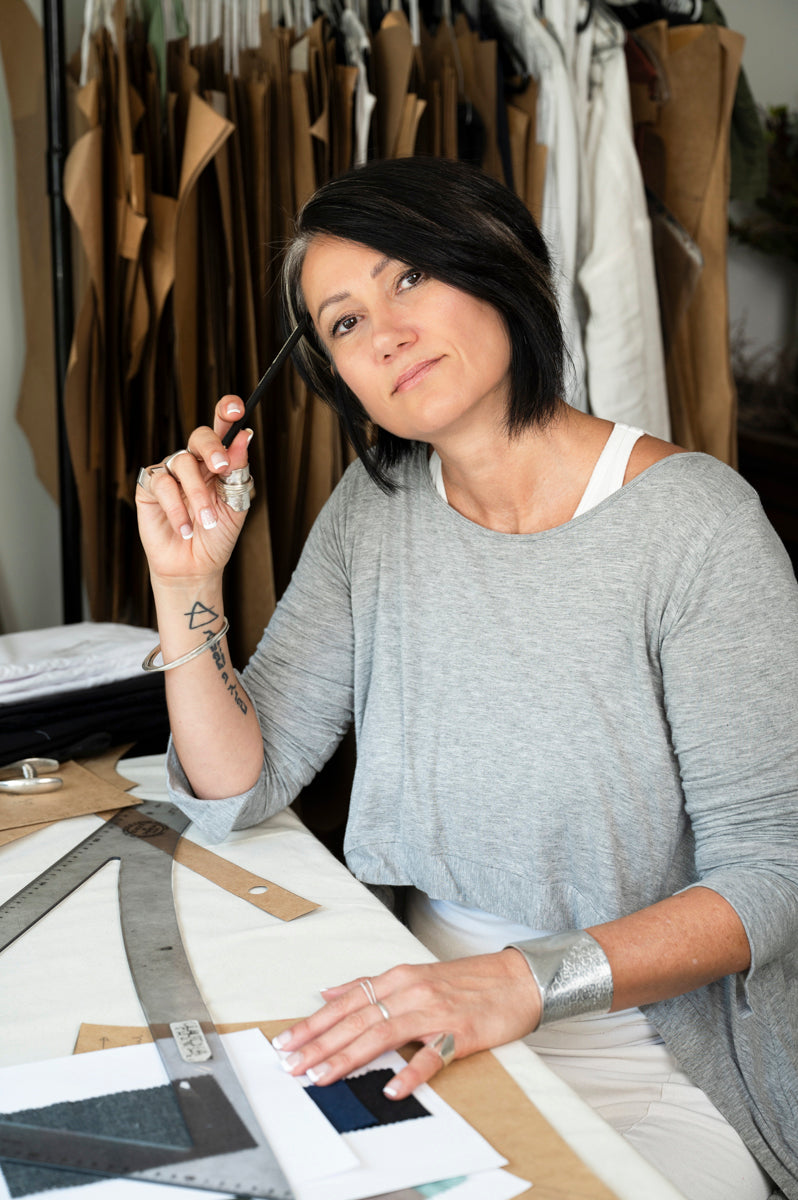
317;291;349;323
315;258;391;324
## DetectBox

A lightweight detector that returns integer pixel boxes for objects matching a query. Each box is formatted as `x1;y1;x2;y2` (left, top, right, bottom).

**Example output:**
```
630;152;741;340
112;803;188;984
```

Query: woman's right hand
136;395;253;586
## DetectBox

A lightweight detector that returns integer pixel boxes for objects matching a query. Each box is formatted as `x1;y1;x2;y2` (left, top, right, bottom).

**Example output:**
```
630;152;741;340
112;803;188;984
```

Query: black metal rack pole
42;0;83;623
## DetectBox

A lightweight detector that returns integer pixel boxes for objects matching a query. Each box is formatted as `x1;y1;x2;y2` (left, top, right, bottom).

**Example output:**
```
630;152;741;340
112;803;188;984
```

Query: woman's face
300;235;512;447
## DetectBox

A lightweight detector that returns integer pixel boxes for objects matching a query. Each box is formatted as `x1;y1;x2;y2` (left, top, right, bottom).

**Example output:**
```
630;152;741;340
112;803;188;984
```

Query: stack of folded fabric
0;624;170;765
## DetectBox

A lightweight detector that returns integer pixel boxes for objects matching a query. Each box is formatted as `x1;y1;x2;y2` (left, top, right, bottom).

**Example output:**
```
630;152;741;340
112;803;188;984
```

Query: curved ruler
0;800;294;1199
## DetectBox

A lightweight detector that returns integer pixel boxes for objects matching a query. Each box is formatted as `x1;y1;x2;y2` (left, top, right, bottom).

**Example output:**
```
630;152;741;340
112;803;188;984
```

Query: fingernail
211;452;229;471
383;1081;400;1098
245;428;254;446
281;1052;303;1072
180;524;193;540
271;1031;292;1050
225;401;241;417
306;1063;331;1084
200;508;217;529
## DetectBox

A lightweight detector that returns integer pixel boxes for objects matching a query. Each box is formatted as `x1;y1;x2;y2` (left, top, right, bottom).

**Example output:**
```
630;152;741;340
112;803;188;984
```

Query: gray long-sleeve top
169;447;798;1196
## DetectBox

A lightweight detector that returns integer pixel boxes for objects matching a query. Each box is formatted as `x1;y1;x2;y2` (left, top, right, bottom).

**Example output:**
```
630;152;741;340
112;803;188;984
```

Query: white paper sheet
0;1031;526;1200
292;1050;508;1200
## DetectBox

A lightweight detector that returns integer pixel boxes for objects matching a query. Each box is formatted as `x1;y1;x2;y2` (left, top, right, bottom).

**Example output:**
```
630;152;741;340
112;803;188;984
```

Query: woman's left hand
272;950;541;1099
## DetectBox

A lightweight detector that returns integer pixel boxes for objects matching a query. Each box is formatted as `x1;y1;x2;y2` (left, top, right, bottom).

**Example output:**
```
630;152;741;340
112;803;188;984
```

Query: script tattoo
209;630;249;716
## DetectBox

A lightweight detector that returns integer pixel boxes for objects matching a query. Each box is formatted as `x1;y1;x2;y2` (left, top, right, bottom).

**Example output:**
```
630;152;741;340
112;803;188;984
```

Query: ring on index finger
136;465;167;495
429;1032;456;1067
164;448;192;476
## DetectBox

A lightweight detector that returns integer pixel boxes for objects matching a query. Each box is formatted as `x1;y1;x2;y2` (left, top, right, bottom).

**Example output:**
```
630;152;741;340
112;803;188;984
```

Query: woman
136;157;798;1200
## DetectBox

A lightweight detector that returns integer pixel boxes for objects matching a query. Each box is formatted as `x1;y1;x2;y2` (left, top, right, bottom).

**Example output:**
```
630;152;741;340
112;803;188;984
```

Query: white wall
0;0;795;634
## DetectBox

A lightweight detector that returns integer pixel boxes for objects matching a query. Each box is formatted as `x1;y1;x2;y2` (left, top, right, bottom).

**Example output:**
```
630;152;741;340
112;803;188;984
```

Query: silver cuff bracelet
509;930;613;1026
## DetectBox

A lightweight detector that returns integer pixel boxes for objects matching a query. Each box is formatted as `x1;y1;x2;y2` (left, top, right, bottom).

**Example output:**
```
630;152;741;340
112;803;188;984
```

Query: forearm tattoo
185;601;248;715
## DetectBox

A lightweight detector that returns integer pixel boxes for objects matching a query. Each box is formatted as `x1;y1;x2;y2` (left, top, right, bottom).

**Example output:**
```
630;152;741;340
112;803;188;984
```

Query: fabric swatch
304;1078;379;1133
0;1084;190;1196
306;1067;431;1135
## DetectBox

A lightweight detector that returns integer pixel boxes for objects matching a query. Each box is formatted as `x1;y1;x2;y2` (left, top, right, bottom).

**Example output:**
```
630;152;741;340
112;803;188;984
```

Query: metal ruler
0;800;294;1198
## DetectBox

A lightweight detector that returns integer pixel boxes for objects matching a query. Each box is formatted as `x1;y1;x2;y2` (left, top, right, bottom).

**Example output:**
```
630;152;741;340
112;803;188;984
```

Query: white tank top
429;422;645;516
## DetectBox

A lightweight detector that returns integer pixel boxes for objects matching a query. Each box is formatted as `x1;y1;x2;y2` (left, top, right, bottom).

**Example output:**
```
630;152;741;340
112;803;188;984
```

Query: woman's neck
431;406;613;535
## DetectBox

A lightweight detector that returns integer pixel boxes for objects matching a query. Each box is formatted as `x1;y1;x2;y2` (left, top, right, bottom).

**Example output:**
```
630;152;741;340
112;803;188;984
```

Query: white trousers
405;890;773;1200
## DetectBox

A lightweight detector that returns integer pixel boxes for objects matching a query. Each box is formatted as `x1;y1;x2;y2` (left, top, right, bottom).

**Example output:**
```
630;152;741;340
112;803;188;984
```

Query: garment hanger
79;0;117;86
576;0;594;33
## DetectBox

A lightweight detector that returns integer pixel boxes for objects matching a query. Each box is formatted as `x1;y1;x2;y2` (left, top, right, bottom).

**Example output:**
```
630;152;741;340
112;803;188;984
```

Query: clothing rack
43;0;82;624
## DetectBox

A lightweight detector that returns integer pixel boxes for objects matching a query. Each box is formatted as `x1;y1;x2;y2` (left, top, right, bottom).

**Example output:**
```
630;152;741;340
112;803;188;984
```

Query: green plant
730;106;798;261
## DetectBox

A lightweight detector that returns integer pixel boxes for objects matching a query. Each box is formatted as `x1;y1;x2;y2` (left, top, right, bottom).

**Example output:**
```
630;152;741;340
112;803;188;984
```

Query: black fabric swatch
346;1069;430;1127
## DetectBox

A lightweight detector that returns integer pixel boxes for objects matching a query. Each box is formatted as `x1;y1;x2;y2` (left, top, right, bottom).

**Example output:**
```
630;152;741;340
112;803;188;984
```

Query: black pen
221;321;307;449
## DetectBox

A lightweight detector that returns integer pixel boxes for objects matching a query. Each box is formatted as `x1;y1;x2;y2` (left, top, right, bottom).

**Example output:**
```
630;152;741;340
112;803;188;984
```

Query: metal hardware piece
0;758;62;794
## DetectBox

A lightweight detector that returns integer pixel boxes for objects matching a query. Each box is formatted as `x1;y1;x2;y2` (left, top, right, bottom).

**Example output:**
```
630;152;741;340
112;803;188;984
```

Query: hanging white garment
486;0;588;413
340;6;377;167
574;11;671;437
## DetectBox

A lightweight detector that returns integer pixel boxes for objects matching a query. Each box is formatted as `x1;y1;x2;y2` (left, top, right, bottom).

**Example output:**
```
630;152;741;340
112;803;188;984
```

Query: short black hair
282;156;565;490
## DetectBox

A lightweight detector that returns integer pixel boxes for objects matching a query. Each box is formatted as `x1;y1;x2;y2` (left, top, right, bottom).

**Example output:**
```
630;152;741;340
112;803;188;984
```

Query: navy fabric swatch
305;1079;379;1133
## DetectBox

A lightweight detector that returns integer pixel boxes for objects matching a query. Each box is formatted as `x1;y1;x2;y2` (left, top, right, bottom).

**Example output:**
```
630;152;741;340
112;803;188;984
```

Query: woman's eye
331;314;358;338
398;269;424;290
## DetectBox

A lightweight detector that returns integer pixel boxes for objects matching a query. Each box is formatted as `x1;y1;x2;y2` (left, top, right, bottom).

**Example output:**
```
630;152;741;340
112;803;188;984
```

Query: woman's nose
371;304;415;359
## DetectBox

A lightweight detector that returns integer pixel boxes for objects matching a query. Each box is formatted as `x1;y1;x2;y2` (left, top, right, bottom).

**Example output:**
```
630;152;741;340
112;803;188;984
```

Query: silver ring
215;465;254;512
429;1032;456;1067
136;465;167;495
376;1001;390;1021
359;978;378;1006
164;448;191;476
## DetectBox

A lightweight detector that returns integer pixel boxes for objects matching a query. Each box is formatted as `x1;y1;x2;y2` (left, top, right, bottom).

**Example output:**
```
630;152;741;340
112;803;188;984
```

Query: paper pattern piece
0;746;135;845
171;839;319;921
0;761;139;833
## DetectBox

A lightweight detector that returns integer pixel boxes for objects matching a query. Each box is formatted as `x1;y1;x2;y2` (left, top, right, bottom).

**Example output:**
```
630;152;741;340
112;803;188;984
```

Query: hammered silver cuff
509;930;613;1026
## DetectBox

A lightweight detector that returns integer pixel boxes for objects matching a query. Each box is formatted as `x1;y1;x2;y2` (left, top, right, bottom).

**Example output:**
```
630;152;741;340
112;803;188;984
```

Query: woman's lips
393;358;442;393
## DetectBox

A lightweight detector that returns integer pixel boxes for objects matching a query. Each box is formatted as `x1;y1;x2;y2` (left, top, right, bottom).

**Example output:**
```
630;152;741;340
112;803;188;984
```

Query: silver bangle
141;618;230;673
509;930;613;1026
215;466;254;512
